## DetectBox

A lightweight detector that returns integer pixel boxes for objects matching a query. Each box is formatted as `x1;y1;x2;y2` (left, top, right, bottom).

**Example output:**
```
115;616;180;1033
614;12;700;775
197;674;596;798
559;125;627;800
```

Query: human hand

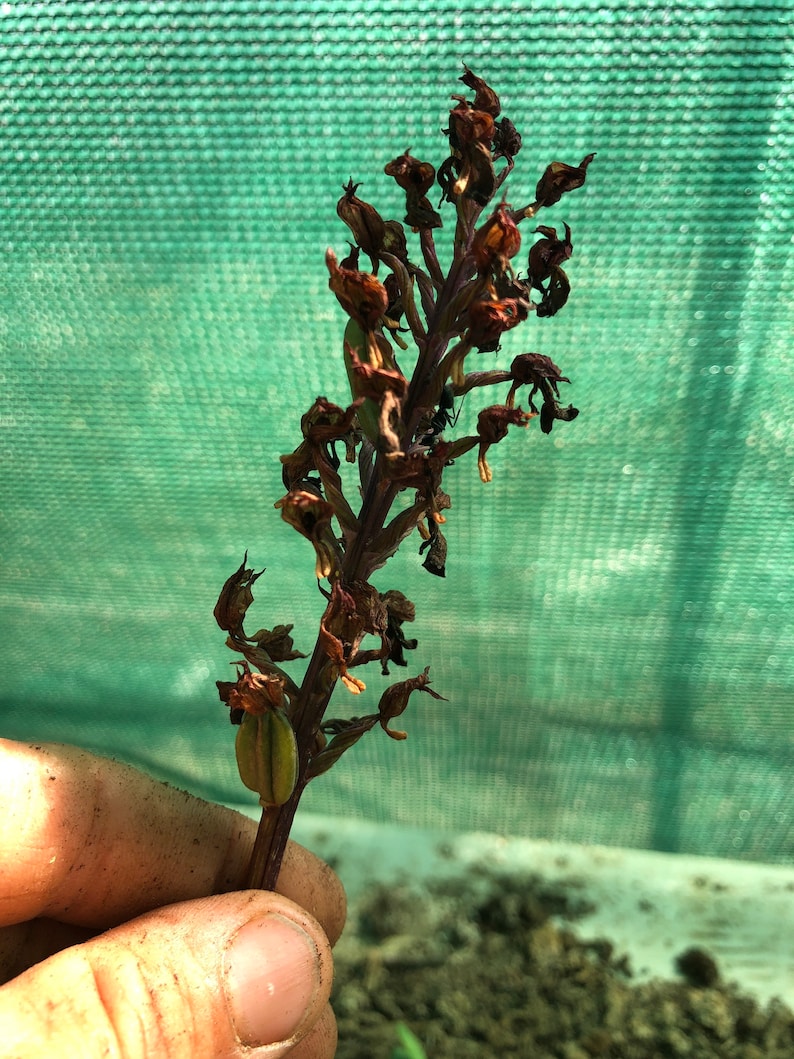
0;739;346;1058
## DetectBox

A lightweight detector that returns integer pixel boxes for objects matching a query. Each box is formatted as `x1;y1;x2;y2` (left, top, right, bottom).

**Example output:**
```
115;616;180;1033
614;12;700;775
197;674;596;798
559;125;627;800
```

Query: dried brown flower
384;152;442;229
336;179;386;266
465;294;530;352
476;404;535;482
376;667;446;741
326;248;389;331
274;489;341;580
226;663;287;717
534;153;596;208
471;202;522;276
528;223;573;288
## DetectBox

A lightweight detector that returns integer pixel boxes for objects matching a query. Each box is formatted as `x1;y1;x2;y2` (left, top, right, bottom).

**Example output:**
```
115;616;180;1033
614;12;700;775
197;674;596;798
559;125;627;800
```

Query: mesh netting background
2;0;792;863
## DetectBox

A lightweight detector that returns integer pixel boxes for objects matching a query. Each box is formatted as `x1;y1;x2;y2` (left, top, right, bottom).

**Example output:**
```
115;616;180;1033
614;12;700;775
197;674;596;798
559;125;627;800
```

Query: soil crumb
332;873;794;1057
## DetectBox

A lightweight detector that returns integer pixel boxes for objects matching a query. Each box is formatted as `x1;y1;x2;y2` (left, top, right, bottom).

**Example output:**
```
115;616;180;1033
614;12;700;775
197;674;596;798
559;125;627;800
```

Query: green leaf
391;1022;427;1059
342;318;381;442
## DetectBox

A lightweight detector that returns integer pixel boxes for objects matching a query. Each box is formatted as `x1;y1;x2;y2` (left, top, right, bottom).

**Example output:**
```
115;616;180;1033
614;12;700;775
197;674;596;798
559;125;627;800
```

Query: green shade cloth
2;0;792;863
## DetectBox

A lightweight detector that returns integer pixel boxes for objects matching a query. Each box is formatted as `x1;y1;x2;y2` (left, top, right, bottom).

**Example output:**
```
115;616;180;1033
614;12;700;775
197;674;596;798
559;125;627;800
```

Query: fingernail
224;912;321;1048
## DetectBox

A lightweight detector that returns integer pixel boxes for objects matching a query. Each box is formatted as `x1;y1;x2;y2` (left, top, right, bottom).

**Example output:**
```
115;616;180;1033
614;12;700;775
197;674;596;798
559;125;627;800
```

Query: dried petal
216;679;244;725
419;525;447;578
318;579;392;692
535;265;571;317
275;488;333;538
540;401;579;435
506;351;577;425
223;662;288;717
213;554;264;634
250;624;306;662
378;388;404;456
448;103;496;149
308;715;379;778
384;151;442;230
452;140;496;205
493;117;522;160
534;153;595;208
280;441;316;491
318;609;366;694
406;193;443;231
344;342;408;402
340;242;360;270
380;589;418;671
506;353;570;407
458;65;501;118
225;638;298;695
380;588;415;624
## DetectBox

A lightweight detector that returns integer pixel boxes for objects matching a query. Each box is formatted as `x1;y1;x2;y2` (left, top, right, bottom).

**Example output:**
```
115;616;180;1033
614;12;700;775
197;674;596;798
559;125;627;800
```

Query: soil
331;871;794;1058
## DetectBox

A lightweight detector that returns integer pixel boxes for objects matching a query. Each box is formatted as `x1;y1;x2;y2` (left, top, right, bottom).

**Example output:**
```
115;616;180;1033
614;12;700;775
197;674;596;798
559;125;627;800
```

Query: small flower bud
381;220;410;262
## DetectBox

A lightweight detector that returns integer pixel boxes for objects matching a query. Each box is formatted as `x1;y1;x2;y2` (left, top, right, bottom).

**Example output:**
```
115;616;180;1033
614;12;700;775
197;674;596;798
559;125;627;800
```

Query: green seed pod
235;708;299;807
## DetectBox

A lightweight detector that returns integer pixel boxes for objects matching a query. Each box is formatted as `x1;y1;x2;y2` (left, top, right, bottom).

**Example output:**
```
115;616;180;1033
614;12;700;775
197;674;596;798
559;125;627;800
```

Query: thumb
0;890;334;1059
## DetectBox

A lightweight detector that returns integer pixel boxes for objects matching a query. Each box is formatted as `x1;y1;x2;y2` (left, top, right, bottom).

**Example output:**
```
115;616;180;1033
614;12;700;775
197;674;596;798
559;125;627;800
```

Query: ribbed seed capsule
235;708;299;807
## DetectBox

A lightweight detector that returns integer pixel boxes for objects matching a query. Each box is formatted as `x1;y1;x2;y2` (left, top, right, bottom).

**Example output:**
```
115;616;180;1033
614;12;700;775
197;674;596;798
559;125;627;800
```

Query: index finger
0;740;345;944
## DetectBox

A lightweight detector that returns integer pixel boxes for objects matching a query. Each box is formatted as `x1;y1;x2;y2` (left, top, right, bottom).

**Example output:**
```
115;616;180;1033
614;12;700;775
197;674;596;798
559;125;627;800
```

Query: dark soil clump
332;874;794;1057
